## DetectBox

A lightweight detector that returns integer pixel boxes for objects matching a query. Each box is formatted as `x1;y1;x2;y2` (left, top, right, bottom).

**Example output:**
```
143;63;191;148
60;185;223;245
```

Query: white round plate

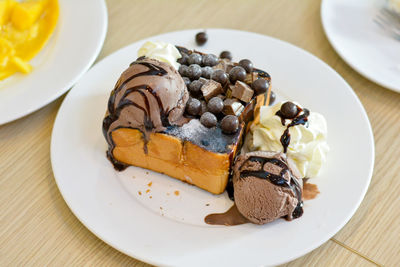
321;0;400;92
0;0;107;125
51;29;374;266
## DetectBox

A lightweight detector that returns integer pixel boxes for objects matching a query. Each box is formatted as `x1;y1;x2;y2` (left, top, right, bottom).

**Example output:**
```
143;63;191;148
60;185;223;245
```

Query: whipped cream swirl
247;102;329;178
137;41;181;70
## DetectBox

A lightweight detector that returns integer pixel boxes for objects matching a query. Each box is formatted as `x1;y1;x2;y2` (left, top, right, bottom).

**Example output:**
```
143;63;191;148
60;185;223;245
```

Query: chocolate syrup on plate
205;204;249;226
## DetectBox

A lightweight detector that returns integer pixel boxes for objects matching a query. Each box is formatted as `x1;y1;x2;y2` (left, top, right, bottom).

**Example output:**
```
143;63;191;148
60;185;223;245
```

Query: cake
102;43;272;194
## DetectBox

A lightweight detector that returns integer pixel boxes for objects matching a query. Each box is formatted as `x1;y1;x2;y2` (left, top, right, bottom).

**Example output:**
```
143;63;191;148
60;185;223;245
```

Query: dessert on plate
103;41;272;194
103;36;329;225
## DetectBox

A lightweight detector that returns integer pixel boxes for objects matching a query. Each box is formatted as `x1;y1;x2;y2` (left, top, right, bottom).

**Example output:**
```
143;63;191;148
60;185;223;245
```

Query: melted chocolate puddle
205;205;249;226
303;179;320;200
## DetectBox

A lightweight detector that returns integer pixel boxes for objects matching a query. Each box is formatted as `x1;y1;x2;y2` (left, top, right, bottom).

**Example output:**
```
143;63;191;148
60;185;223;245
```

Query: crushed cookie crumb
146;189;150;193
149;196;152;199
148;182;152;187
206;203;210;206
174;190;180;196
138;191;142;195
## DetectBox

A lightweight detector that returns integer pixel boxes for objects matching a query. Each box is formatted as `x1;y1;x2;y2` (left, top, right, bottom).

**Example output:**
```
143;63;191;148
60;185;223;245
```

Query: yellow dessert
0;0;59;80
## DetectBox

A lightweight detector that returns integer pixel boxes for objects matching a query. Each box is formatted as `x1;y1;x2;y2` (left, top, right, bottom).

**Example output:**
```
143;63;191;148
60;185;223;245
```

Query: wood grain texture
1;0;399;266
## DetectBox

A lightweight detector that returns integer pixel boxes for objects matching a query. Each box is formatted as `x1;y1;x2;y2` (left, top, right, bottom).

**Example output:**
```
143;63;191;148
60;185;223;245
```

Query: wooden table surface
1;0;399;266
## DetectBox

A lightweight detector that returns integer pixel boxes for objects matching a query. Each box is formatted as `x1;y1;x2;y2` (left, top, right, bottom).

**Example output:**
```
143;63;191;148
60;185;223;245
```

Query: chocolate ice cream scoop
233;151;303;224
205;151;303;226
103;57;189;139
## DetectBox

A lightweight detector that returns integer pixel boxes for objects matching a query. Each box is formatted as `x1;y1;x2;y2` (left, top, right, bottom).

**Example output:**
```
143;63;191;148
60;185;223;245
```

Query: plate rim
0;0;108;125
320;0;400;93
51;28;375;266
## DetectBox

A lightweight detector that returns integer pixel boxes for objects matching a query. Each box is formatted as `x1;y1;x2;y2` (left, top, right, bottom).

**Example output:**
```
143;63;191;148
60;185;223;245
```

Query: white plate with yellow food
51;29;374;266
0;0;107;124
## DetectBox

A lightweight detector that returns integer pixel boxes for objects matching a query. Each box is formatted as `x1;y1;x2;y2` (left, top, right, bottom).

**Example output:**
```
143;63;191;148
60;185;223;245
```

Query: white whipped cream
137;41;181;70
248;102;329;178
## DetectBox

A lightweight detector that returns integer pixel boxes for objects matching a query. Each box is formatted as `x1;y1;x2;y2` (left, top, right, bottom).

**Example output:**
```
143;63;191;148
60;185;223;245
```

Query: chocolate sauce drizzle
275;107;310;153
102;61;170;171
239;156;303;219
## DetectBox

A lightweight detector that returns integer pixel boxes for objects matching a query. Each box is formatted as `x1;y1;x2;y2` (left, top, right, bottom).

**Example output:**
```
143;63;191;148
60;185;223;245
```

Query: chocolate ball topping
187;64;202;80
202;54;218;67
251;78;269;95
211;69;228;85
178;64;188;77
220;51;232;61
207;97;224;114
188;80;203;93
200;112;217;128
221;115;239;134
269;91;276;105
239;59;253;73
195;32;208;46
280;102;299;119
201;66;214;79
188;53;202;65
186;98;201;116
229;66;246;83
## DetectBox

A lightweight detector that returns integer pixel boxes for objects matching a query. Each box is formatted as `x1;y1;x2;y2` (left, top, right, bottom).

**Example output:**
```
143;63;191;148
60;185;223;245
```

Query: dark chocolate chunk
201;66;214;79
195;32;208;46
188;53;203;65
213;59;235;73
231;81;254;103
251;78;269;95
239;59;253;73
188;80;203;94
186;98;201;116
198;77;208;85
229;66;246;83
177;53;189;65
201;79;224;101
207;97;224;114
223;99;244;116
269;90;276;105
221;115;239;134
211;69;228;85
200;112;217;128
280;102;299;119
187;64;202;80
220;51;232;61
244;72;254;84
202;54;219;67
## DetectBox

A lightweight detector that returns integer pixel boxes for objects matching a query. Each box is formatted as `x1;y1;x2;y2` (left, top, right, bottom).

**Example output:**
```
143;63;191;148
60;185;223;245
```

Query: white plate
321;0;400;92
0;0;107;125
51;29;375;266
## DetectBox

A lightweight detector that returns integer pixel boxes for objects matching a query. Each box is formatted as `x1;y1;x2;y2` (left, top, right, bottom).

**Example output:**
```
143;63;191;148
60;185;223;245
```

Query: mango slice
0;0;59;81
